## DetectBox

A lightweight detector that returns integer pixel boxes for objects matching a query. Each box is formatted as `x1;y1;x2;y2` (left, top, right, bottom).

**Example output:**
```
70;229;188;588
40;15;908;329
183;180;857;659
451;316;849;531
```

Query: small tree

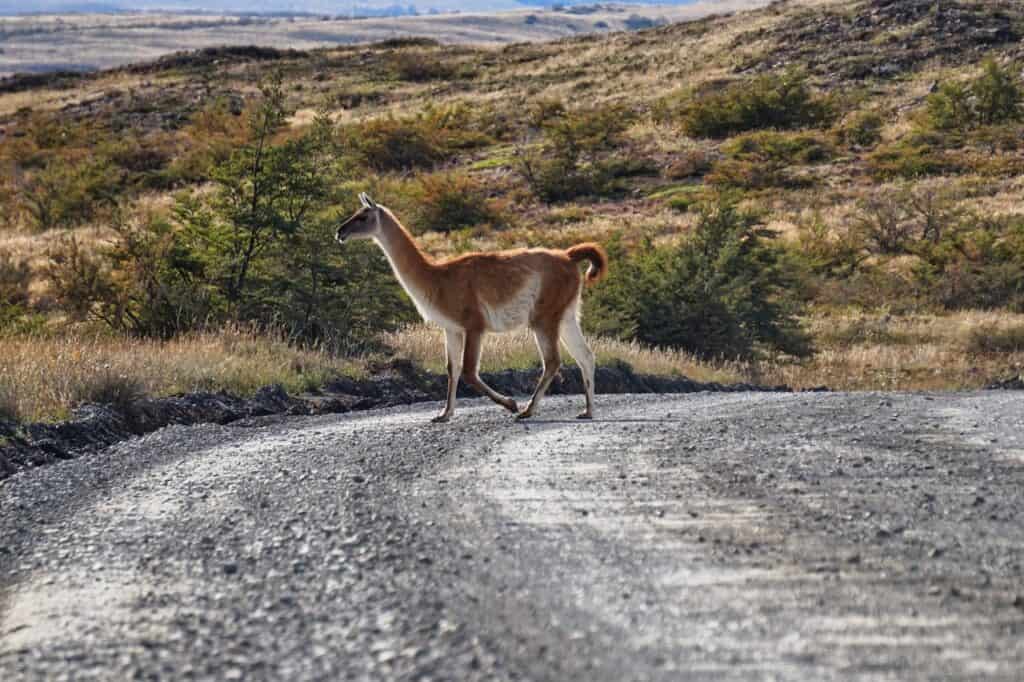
586;200;810;360
925;60;1022;131
174;77;339;318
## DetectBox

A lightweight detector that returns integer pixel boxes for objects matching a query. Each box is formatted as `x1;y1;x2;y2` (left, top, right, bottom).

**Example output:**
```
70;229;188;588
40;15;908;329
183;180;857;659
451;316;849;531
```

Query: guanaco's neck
374;208;436;294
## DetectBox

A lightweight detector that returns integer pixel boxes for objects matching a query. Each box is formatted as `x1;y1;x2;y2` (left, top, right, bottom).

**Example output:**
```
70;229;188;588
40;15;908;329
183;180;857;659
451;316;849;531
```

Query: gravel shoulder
1;392;1022;680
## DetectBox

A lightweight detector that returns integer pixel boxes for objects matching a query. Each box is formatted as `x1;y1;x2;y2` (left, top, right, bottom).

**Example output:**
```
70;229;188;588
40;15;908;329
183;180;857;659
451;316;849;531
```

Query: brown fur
566;243;609;285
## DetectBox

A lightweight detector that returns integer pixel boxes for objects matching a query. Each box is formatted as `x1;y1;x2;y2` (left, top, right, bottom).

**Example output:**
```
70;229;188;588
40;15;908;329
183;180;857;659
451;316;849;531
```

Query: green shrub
925;82;974;132
388;51;457;82
585;201;811;360
707;131;831;189
410;171;502;233
348;116;447;172
914;214;1024;311
790;212;866;279
665;149;712;179
47;213;214;338
868;133;957;180
722;131;832;164
656;185;706;213
925;60;1022;132
517;101;636;202
0;252;30;309
0;252;33;333
678;72;834;139
347;104;491;172
706;158;802;190
22;157;122;230
167;80;418;347
834;110;884;148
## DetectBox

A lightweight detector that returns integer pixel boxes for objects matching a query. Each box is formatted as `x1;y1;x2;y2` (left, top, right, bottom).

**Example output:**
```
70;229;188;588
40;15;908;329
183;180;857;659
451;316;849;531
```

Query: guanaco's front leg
433;328;465;423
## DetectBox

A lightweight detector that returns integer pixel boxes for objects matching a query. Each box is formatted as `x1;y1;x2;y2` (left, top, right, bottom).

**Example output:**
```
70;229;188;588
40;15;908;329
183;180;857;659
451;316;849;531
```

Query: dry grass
388;312;1024;393
760;311;1024;391
0;224;114;302
0;327;363;423
381;323;745;384
2;309;1018;424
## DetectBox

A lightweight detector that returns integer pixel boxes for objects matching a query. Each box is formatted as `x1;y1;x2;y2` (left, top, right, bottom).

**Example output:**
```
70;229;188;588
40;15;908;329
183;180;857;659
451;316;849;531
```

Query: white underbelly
413;297;460;330
481;277;540;332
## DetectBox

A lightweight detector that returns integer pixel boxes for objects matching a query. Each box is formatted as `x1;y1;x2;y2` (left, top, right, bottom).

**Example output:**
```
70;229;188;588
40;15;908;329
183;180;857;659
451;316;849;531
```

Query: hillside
2;0;1024;422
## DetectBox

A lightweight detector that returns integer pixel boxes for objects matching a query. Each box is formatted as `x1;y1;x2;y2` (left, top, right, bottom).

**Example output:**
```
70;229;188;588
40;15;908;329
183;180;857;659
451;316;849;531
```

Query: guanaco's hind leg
517;323;561;420
462;330;518;414
434;328;465;423
560;309;596;419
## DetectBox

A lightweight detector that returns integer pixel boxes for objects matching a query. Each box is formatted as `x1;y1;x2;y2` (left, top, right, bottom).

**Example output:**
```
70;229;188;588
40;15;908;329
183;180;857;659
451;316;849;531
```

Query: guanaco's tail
567;242;608;286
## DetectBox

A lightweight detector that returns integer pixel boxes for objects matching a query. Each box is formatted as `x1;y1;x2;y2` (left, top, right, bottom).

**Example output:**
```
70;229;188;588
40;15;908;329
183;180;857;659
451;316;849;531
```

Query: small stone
222;562;239;575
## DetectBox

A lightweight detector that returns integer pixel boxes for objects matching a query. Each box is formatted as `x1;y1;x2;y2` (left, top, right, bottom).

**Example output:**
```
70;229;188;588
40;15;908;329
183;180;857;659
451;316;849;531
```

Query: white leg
560;310;596;419
462;329;518;413
434;328;465;423
517;325;560;420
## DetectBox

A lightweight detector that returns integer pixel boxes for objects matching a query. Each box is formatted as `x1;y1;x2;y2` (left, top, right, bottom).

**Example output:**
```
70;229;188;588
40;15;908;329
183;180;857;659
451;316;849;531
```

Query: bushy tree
914;214;1024;312
171;84;416;346
925;60;1022;131
174;75;316;309
49;75;416;349
585;200;811;360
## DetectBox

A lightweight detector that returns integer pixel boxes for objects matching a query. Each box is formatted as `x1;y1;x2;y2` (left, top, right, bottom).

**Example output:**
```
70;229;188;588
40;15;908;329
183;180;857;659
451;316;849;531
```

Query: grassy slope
2;0;1024;421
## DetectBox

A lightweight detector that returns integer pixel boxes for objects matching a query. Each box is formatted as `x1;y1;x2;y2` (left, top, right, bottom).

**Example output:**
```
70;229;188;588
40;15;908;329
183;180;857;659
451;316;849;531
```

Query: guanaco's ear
359;192;378;210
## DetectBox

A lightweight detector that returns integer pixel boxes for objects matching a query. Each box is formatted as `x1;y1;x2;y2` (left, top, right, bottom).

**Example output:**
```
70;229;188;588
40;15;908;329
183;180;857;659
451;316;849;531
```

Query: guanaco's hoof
503;400;519;414
431;414;451;423
576;412;593;420
515;410;534;421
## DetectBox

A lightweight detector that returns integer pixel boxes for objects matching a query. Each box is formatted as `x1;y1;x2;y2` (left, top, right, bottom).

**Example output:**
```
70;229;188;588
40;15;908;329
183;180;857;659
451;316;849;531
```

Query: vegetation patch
585;201;810;361
674;72;834;139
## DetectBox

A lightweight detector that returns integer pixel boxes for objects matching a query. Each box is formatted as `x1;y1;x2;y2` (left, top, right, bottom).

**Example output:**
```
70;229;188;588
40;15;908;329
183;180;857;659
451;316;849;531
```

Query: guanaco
336;193;607;422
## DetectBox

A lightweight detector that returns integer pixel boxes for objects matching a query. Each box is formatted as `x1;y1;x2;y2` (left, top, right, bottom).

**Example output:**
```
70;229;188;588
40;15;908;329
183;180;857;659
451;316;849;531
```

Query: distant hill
0;1;767;76
0;0;700;16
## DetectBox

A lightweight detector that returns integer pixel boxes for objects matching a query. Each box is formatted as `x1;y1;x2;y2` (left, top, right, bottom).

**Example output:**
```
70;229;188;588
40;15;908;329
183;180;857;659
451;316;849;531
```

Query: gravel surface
1;392;1023;680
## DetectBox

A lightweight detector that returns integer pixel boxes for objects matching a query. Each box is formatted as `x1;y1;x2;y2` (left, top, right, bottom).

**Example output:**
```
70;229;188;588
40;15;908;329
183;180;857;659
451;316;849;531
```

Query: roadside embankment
0;360;789;481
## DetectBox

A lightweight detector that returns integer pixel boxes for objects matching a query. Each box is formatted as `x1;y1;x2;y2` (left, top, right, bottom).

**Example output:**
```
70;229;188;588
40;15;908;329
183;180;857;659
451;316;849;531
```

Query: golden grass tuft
0;327;363;423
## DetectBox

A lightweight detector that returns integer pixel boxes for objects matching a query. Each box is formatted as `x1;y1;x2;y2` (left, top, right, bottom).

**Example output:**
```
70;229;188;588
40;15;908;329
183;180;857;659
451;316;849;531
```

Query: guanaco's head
336;192;382;243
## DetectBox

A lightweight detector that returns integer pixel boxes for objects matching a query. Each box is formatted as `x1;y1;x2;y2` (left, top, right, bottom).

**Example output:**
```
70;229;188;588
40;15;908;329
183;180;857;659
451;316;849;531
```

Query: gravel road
2;392;1023;680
